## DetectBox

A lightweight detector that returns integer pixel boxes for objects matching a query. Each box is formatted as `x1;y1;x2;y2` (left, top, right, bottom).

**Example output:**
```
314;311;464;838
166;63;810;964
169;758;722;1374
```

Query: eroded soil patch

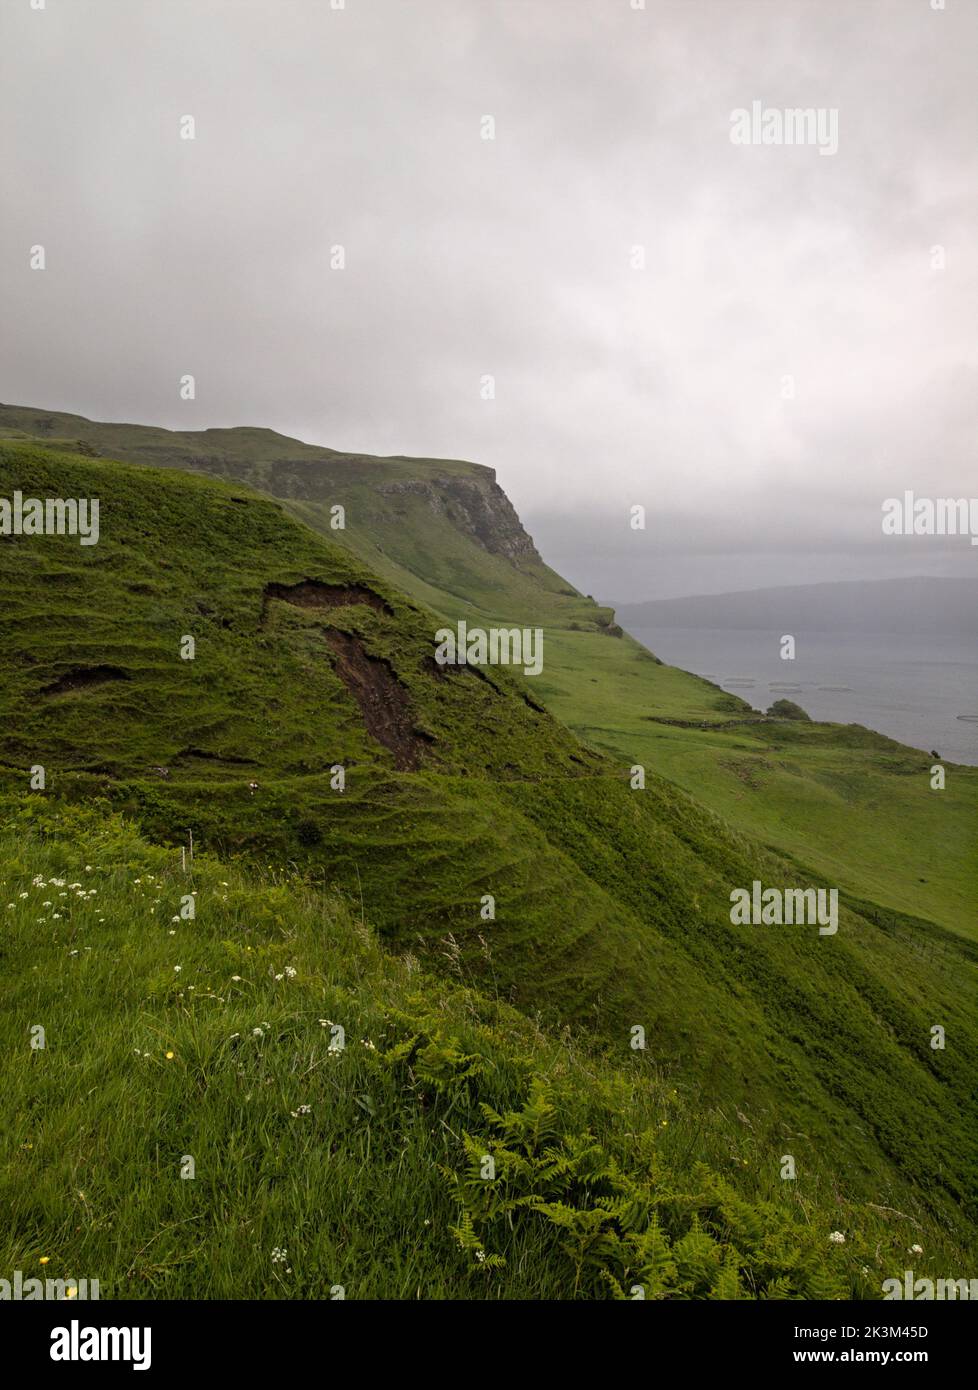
325;631;433;771
262;579;393;623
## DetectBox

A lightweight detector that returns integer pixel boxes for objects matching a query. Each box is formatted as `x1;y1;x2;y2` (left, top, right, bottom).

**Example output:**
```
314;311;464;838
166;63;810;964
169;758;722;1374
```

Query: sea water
628;626;978;766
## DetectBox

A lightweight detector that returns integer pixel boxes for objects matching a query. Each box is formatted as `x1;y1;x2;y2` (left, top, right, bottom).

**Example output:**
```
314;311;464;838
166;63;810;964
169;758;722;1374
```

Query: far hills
615;577;978;636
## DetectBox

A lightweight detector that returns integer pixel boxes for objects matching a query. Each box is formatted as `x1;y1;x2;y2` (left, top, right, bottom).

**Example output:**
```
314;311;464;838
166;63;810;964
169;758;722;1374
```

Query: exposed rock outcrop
378;473;541;566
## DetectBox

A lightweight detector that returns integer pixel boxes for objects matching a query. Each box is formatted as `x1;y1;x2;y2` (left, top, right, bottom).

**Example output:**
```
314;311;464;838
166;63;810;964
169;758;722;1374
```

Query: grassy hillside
531;635;978;939
2;402;972;945
5;799;953;1300
1;437;976;1285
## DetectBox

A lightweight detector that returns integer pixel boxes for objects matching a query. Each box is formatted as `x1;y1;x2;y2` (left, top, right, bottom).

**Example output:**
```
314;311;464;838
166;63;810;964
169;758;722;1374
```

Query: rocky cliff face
378;471;542;566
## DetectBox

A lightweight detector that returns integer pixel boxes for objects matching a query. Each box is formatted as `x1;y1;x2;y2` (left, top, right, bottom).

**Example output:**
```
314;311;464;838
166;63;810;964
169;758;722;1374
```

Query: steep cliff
377;472;541;566
0;403;602;629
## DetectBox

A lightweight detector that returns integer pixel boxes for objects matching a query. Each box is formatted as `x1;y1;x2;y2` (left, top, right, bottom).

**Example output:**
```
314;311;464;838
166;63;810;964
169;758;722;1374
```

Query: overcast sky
2;0;976;600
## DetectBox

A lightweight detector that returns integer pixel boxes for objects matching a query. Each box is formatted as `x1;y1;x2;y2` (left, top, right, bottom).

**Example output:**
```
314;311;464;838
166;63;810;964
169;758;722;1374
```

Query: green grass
4;402;968;941
1;799;968;1299
1;428;976;1294
529;630;978;940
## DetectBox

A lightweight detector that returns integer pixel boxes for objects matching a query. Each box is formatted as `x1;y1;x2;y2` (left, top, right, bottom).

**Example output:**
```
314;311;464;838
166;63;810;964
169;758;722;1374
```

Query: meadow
0;422;975;1297
0;799;957;1299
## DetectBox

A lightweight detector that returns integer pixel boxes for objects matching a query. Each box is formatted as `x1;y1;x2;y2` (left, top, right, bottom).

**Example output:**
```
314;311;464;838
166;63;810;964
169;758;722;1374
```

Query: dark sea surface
628;626;978;766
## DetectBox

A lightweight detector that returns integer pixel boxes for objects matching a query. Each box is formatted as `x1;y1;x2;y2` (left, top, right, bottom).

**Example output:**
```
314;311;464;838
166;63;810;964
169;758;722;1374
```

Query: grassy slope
272;494;978;947
2;403;971;943
532;633;978;937
1;438;976;1276
339;493;977;944
5;800;953;1300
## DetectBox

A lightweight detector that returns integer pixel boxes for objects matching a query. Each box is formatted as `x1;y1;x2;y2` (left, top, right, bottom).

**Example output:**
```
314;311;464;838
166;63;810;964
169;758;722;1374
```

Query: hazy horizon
606;572;978;610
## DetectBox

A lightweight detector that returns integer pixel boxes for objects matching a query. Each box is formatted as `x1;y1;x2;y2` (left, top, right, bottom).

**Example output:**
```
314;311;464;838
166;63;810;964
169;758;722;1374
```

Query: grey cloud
1;0;975;600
